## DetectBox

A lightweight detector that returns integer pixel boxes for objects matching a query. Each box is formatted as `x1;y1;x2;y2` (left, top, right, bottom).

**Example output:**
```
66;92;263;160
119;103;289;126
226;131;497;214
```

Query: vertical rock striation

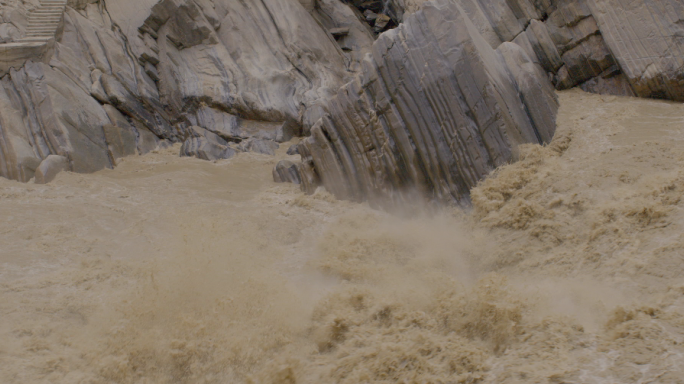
0;0;681;193
296;0;558;205
287;0;683;205
0;2;173;181
587;0;684;101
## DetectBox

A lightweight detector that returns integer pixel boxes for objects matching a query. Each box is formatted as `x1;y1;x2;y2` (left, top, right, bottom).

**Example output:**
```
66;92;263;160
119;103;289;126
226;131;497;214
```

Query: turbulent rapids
2;90;684;383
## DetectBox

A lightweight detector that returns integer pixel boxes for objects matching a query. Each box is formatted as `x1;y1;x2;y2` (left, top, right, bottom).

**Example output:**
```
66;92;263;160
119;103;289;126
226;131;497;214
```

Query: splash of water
2;91;684;383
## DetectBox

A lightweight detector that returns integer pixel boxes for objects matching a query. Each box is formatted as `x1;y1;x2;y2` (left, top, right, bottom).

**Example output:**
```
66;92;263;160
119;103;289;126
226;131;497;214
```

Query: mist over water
2;90;684;383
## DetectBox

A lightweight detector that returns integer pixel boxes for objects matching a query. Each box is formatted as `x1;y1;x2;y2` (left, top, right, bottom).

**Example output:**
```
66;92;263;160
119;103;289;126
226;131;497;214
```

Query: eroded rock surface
34;154;68;184
0;0;681;206
273;159;302;184
295;0;558;204
180;126;236;161
287;0;683;204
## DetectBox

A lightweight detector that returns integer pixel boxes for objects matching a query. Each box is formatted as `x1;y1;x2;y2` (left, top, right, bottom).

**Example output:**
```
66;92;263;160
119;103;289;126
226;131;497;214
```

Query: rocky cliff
291;0;683;204
0;0;681;203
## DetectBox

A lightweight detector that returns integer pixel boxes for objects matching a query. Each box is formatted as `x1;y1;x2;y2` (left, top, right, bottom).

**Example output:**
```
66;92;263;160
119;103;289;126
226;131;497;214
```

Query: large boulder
34;155;68;184
180;126;237;161
587;0;684;101
240;139;279;156
141;0;349;128
294;0;558;204
273;160;302;184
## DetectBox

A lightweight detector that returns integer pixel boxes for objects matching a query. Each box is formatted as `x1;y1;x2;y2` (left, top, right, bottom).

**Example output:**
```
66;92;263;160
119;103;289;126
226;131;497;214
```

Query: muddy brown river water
1;90;684;383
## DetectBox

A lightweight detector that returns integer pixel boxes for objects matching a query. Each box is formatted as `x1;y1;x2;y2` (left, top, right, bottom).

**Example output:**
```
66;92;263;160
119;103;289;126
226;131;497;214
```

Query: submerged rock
0;0;681;198
273;160;302;184
240;139;279;156
34;155;68;184
286;144;300;156
180;126;237;161
275;119;303;143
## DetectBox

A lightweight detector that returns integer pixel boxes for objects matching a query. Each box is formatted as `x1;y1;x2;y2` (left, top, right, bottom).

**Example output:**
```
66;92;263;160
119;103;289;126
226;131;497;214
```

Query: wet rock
272;160;301;184
190;106;242;142
498;42;558;143
286;144;300;156
275;119;303;143
180;126;237;161
34;155;68;184
240;139;279;156
135;124;163;155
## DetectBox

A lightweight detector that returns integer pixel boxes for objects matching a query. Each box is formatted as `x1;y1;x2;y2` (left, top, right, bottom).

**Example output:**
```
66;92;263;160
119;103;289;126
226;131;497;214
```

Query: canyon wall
290;0;683;203
0;0;681;204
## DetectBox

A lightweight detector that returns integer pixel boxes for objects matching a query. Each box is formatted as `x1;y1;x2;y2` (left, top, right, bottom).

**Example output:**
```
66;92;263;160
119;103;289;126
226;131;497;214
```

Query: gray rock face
310;0;376;72
180;126;236;161
273;160;302;184
286;143;300;156
240;139;279;156
103;124;137;161
0;3;174;182
368;0;682;101
34;154;68;184
286;0;683;204
275;119;303;143
0;0;682;206
295;0;558;204
587;0;684;101
139;0;349;126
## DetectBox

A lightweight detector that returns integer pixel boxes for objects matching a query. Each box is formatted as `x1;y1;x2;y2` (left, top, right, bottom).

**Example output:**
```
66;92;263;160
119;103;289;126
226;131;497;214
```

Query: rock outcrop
587;0;684;100
273;159;302;184
180;125;236;161
347;0;683;101
0;0;681;207
0;3;172;181
34;154;67;183
285;0;683;204
295;0;558;204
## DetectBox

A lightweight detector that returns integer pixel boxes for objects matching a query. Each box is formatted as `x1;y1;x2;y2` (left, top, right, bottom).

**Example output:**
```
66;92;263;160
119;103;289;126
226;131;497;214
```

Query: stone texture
286;143;300;156
34;154;68;184
275;119;303;143
309;0;375;72
0;0;682;204
141;0;350;129
0;2;174;183
587;0;684;101
180;126;236;161
240;139;279;156
295;0;558;204
0;42;50;77
273;160;302;184
103;124;137;161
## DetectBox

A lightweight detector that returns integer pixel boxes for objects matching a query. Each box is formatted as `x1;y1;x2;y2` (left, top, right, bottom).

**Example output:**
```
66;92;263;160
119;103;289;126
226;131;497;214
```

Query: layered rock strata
295;0;558;204
348;0;683;100
286;0;683;205
0;0;365;182
0;0;681;196
0;3;173;181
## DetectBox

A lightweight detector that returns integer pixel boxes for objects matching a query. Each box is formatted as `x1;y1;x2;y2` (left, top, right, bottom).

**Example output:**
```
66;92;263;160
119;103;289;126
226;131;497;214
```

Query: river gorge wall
0;0;682;203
